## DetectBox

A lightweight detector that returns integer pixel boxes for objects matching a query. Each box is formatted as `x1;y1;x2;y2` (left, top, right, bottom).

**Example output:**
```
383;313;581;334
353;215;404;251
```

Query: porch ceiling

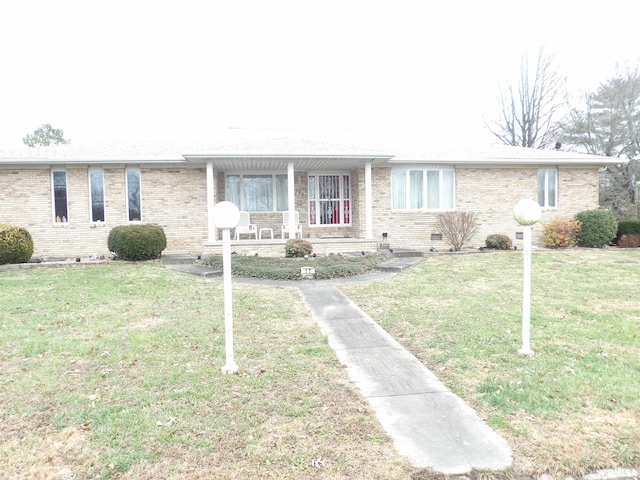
183;155;392;172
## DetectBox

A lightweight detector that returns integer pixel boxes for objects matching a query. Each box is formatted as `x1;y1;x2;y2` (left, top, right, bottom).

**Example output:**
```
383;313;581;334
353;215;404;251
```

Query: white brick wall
0;166;208;258
368;165;599;250
0;162;600;259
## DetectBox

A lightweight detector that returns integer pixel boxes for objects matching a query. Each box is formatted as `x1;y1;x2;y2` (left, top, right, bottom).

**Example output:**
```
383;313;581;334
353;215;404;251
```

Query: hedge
617;219;640;237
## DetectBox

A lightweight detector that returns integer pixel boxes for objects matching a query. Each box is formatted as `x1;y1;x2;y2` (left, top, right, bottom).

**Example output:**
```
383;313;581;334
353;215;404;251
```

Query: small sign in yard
301;266;315;279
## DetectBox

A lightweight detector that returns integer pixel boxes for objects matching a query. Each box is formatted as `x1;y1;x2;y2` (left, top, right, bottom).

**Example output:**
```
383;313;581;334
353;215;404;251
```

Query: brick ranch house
0;136;620;260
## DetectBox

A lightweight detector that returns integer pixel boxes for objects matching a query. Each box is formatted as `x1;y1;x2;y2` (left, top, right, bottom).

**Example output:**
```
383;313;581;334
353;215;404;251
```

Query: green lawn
342;249;640;477
1;250;638;479
0;263;410;479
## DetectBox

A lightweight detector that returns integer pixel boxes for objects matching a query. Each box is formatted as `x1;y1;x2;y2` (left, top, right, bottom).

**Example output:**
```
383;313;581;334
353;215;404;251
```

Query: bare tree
488;48;565;149
437;211;478;251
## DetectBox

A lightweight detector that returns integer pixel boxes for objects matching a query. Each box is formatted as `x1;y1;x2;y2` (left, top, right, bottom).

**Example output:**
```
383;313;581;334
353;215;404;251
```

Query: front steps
375;249;423;272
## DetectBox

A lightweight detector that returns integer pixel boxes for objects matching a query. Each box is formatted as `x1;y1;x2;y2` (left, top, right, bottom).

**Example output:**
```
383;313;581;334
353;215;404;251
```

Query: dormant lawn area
0;264;410;479
1;249;638;479
343;249;640;478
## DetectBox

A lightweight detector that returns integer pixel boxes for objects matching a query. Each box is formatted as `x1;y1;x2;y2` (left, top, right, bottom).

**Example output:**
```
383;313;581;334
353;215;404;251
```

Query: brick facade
367;165;599;251
0;161;600;259
0;166;208;258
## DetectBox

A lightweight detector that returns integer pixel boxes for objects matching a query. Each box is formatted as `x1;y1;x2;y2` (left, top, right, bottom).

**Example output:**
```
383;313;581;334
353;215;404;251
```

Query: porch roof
183;154;392;171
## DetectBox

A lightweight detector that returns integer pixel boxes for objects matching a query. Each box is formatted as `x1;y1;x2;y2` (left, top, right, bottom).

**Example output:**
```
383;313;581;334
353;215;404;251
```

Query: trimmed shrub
284;239;312;258
107;224;167;261
201;253;389;280
617;219;640;237
485;234;512;250
542;218;581;248
618;234;640;248
574;210;618;248
0;224;34;265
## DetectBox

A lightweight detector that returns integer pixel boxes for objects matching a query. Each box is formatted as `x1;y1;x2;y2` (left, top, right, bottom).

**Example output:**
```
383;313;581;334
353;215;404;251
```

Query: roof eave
387;157;628;166
0;158;187;166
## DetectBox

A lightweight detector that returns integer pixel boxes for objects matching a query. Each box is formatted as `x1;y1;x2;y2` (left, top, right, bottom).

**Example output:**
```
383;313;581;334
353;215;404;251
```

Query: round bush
542;218;581;248
0;224;34;265
108;224;167;261
284;239;312;258
574;210;618;248
485;234;512;250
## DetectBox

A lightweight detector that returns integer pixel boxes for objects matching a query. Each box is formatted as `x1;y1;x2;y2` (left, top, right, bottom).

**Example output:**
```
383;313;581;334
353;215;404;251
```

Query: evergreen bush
284;239;313;258
542;218;581;248
574;210;618;248
0;224;34;265
485;234;512;250
107;224;167;261
617;219;640;237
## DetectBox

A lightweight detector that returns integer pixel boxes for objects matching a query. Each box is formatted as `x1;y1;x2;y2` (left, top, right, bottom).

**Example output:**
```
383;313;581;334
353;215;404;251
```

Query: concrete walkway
297;282;512;474
168;258;513;474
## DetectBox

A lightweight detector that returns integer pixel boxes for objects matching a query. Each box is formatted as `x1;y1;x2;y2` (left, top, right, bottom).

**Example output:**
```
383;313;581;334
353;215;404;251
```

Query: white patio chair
234;211;257;240
281;210;302;239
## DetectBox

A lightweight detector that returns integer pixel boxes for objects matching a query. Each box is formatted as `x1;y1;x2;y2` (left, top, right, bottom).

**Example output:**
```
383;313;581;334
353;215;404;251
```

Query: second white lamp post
513;199;542;356
212;201;240;374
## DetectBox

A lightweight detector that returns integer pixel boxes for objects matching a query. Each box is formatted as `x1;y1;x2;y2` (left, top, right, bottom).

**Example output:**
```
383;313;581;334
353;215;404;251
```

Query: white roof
0;130;624;168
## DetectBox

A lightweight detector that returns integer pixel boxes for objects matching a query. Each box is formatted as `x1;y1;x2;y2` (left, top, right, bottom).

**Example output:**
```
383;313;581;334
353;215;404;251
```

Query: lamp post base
221;363;238;374
518;348;534;356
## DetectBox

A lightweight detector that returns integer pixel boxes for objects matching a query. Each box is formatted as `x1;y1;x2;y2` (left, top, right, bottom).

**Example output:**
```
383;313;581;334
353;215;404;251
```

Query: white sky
1;0;639;149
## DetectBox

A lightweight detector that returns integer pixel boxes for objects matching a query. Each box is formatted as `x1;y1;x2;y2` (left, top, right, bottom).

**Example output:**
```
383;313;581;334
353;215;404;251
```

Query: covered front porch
183;139;393;255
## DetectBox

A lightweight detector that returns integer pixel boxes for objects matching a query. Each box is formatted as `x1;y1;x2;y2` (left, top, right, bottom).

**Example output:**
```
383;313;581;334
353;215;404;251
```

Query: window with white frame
538;168;557;208
52;170;68;222
126;169;142;221
308;174;351;226
391;168;454;210
225;173;288;212
89;169;105;222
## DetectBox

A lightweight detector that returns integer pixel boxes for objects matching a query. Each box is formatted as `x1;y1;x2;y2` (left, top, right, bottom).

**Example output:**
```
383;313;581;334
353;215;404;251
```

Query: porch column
287;161;295;239
206;161;216;241
365;161;373;239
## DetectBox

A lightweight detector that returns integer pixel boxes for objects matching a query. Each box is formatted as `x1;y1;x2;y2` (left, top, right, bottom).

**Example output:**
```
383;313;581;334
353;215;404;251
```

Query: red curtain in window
309;174;350;225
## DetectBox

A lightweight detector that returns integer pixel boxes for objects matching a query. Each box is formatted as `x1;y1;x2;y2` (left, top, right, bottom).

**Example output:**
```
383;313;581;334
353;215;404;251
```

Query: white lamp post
212;201;240;374
513;199;542;356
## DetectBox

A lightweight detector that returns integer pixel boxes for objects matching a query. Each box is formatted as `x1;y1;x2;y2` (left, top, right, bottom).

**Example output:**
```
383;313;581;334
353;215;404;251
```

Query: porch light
513;199;542;356
212;201;241;374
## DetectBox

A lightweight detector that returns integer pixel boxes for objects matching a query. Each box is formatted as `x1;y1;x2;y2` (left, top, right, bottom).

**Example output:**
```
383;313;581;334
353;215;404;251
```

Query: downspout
365;160;373;239
288;161;295;239
206;161;216;241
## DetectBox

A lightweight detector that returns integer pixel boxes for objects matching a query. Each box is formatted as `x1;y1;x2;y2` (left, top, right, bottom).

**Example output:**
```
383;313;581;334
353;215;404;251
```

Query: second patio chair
281;210;302;239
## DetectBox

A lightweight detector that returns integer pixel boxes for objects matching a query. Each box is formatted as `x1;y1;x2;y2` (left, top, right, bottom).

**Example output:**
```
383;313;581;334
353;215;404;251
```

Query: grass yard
0;263;411;479
342;249;640;478
2;250;638;479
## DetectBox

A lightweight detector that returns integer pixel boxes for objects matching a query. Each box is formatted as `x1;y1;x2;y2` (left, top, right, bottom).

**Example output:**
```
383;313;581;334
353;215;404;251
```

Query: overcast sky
1;0;639;149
